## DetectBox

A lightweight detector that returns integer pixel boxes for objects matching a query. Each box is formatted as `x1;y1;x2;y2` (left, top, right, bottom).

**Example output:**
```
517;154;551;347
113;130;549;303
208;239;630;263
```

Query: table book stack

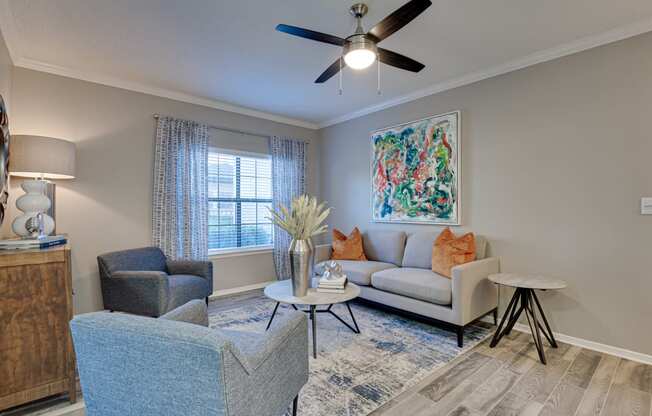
317;275;348;293
0;234;67;250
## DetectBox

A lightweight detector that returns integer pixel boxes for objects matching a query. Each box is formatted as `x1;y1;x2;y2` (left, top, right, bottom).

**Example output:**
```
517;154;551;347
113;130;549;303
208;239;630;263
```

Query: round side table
264;279;361;358
488;273;566;365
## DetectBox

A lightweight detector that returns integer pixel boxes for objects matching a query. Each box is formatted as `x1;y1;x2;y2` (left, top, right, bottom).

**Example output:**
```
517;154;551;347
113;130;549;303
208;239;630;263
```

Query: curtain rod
153;113;270;140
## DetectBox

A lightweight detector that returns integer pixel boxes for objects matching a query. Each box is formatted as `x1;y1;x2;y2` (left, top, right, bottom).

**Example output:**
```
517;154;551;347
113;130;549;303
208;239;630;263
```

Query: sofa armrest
159;299;209;327
315;244;332;264
451;257;500;326
109;271;170;316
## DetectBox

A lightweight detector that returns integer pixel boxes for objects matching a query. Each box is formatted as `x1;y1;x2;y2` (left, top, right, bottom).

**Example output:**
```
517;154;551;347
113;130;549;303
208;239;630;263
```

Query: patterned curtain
152;116;208;260
270;136;307;280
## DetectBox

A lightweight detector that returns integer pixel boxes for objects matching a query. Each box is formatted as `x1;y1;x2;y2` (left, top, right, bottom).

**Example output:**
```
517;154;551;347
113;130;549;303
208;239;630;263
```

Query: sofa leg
457;326;464;348
205;297;209;306
292;395;299;416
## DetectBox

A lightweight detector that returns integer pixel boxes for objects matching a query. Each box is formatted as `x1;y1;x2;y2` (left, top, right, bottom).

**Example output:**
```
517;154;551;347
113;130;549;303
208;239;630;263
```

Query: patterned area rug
209;295;492;416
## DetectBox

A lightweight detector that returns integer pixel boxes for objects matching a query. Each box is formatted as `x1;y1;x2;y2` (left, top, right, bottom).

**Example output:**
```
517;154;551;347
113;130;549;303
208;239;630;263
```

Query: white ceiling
2;0;652;128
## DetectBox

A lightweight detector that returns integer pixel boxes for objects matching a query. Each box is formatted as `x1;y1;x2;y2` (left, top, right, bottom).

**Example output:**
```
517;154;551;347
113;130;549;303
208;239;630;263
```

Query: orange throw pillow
331;227;367;261
432;228;476;278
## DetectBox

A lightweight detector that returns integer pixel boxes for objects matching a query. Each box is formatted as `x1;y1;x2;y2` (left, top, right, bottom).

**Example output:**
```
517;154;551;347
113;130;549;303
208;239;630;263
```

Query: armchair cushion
160;299;209;327
167;259;213;280
167;259;214;294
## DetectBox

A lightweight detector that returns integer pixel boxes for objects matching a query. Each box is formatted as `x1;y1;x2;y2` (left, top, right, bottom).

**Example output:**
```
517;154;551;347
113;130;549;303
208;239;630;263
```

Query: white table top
488;273;567;290
264;279;361;305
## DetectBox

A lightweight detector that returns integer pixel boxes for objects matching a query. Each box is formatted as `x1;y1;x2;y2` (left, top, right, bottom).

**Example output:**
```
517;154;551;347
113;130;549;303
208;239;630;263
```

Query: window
208;150;273;251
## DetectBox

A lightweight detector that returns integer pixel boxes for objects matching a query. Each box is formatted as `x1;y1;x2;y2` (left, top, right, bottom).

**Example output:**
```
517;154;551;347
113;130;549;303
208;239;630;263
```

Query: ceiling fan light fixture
344;48;376;70
343;35;377;70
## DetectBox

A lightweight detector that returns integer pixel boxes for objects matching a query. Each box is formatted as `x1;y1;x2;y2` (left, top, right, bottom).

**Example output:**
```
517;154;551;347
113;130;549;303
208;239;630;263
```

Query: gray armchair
71;300;309;416
98;247;213;317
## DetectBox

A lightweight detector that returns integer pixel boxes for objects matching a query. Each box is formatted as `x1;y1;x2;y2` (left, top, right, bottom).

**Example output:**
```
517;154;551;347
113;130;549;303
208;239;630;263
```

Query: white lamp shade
10;135;76;179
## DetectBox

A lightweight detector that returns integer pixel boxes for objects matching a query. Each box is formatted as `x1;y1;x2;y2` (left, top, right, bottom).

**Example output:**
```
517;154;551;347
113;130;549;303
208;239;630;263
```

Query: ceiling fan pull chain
377;58;382;95
339;57;343;95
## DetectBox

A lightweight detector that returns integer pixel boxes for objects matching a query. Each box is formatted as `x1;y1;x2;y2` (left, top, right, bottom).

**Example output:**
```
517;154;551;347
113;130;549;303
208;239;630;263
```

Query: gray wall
318;33;652;354
6;67;319;313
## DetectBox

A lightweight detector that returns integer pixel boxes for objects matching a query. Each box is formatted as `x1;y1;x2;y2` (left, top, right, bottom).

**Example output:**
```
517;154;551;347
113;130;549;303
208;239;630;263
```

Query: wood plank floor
4;289;651;416
372;330;652;416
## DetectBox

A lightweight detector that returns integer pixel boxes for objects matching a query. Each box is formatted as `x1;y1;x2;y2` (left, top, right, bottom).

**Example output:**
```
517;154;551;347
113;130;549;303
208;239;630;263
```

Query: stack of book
316;274;348;293
0;235;67;250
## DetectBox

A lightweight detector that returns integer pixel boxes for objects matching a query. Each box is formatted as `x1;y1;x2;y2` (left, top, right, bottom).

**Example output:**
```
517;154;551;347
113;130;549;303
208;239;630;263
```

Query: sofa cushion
402;232;488;268
362;230;407;266
315;260;396;286
371;267;452;306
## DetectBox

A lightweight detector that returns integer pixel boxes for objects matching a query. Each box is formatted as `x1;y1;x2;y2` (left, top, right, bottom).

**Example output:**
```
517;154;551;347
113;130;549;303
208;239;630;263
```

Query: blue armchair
70;300;309;416
98;247;213;317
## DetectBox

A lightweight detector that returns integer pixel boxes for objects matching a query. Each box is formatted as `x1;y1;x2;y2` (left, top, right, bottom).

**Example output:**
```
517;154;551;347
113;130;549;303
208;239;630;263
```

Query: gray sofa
70;300;309;416
315;230;499;347
98;247;213;317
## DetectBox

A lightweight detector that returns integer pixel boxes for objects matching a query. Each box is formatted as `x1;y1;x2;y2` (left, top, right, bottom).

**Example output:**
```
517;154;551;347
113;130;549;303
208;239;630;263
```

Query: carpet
209;295;492;416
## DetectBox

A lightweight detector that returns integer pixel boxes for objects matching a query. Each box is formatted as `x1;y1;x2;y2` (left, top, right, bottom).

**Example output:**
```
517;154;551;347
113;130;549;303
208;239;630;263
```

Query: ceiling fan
276;0;432;84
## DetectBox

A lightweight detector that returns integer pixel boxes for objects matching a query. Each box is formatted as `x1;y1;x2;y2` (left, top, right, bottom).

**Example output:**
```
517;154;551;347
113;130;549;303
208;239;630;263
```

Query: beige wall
318;33;652;354
7;68;319;313
0;31;11;109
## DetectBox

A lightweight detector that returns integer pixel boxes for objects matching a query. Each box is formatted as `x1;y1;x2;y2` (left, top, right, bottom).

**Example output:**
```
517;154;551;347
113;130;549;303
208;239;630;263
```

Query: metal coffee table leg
310;305;317;358
265;302;280;331
272;301;361;358
325;302;361;334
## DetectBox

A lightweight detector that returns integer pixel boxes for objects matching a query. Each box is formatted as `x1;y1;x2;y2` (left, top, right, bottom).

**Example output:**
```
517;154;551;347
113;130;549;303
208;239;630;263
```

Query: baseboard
41;401;85;416
209;281;274;298
480;316;652;365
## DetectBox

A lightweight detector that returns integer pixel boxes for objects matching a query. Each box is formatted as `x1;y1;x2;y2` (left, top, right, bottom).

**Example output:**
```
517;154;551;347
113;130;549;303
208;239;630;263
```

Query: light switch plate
642;198;652;215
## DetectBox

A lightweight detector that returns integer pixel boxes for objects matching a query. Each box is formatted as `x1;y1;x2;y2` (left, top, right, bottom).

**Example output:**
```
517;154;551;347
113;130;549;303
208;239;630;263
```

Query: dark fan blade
378;48;424;72
367;0;432;42
275;24;346;47
315;58;346;83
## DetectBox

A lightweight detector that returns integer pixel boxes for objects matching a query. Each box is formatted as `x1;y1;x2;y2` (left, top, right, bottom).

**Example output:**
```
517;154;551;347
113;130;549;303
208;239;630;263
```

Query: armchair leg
205;297;209;306
457;326;464;348
292;395;299;416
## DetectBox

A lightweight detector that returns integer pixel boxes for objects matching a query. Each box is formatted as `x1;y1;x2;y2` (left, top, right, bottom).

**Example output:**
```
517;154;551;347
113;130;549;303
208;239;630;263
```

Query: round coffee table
488;273;567;365
264;279;361;358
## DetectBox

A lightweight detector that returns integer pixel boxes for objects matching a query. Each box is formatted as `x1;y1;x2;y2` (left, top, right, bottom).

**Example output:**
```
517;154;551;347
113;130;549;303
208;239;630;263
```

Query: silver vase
289;238;314;297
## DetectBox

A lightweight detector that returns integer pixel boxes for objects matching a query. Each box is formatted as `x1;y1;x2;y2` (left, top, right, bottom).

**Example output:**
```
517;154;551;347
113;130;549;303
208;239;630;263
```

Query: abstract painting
371;111;460;224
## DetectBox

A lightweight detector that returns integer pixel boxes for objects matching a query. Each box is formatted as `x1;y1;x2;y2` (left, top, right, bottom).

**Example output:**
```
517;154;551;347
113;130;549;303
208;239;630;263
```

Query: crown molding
13;58;320;129
318;16;652;128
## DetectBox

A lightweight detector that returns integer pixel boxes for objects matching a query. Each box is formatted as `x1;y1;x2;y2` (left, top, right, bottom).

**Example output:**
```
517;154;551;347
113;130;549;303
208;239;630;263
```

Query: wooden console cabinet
0;244;76;410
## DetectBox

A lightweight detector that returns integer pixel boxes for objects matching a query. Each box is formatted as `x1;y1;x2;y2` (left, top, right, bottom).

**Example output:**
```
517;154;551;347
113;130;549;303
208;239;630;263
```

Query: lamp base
12;179;55;238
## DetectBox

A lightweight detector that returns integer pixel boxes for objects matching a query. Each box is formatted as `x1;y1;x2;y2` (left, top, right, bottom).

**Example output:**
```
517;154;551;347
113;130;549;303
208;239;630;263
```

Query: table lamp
9;135;76;238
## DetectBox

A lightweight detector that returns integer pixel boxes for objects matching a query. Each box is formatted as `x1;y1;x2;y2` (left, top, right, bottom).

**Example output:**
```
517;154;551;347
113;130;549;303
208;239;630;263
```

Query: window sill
208;245;273;259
